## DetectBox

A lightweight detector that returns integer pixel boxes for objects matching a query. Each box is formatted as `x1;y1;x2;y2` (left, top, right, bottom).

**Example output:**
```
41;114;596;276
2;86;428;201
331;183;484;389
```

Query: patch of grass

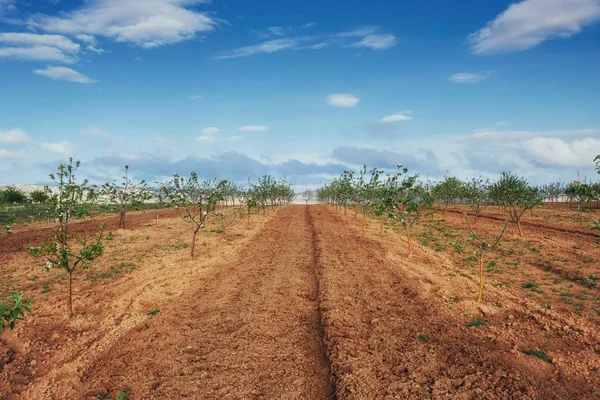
465;317;488;328
573;275;598;288
522;282;544;294
41;281;52;294
522;349;551;362
148;308;160;316
417;334;425;342
174;241;189;250
86;263;137;282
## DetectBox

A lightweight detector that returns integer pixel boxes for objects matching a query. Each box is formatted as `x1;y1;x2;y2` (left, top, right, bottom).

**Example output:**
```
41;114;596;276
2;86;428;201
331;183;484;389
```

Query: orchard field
1;160;600;399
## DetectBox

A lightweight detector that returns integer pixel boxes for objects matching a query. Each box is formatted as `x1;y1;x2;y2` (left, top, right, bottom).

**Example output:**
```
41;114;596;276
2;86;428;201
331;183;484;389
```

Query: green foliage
0;185;28;204
148;308;160;316
565;181;597;209
489;172;542;235
432;176;464;207
465;317;488;327
0;292;32;332
30;189;49;204
463;177;490;217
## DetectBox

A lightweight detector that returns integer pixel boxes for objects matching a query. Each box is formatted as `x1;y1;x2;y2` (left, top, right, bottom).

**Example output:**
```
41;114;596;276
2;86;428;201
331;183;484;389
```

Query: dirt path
51;205;334;399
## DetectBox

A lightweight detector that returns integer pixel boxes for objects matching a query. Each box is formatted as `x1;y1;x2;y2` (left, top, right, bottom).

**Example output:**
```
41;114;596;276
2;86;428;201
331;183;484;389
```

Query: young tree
381;165;434;256
489;173;542;236
432;176;464;211
0;186;27;204
302;189;314;204
102;165;151;229
28;159;105;318
163;173;222;259
464;215;507;304
214;207;241;239
463;177;490;222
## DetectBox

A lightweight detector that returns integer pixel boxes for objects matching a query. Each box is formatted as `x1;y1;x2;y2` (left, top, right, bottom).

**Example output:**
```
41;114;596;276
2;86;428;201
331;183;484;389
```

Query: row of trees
3;159;295;323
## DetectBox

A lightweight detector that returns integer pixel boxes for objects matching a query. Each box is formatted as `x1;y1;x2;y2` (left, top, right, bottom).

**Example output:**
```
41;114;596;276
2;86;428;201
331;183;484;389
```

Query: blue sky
1;0;600;189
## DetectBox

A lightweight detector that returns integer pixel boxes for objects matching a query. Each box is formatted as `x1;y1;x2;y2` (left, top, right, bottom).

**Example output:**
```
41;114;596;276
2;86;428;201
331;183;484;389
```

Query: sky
1;0;600;189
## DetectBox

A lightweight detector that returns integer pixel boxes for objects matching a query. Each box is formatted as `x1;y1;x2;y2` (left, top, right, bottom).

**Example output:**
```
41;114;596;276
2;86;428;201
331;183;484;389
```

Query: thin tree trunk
404;225;414;256
67;270;73;318
477;256;484;304
517;220;523;237
190;227;198;259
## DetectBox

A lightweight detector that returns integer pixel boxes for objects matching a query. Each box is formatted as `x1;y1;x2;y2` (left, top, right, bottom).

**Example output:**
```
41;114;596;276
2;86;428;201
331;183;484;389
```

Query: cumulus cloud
238;125;269;132
380;111;413;122
327;94;360;108
28;0;217;49
468;0;600;54
41;140;73;155
449;73;486;84
522;137;600;167
0;148;24;159
0;128;30;144
34;66;96;83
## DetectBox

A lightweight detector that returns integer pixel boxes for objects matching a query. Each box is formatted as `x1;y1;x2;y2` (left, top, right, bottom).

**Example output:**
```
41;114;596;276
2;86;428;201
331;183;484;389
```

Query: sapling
489;173;542;236
381;165;434;256
28;159;105;318
163;173;222;259
102;165;151;229
463;214;507;304
463;177;490;222
214;207;241;239
302;189;314;204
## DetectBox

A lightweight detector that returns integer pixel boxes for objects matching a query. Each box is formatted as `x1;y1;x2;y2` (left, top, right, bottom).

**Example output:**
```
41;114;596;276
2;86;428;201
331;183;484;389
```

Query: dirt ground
1;205;599;399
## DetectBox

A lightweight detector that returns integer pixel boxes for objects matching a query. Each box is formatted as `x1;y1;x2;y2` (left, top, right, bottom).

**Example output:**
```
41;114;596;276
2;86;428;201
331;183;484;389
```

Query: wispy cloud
336;26;379;38
188;94;203;100
350;34;397;50
380;111;413;122
80;127;106;137
27;0;218;49
34;66;96;83
238;125;268;132
268;26;285;36
201;127;220;135
327;94;360;108
449;72;487;84
0;128;30;144
302;22;317;28
468;0;600;54
216;38;301;59
0;32;80;63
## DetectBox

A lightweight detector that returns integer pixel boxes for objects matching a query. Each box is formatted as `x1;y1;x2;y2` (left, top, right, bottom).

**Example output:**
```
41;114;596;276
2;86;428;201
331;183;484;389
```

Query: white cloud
327;94;360;108
34;66;96;83
86;45;105;54
380;111;413;122
468;0;600;54
216;38;300;59
76;34;96;43
350;34;397;50
41;140;73;155
201;127;220;135
0;33;81;63
188;94;203;100
0;128;30;144
28;0;217;49
0;0;17;16
0;33;80;52
238;125;268;132
302;22;317;28
449;73;486;84
0;148;24;159
336;26;379;38
268;26;285;36
522;137;600;167
80;127;106;137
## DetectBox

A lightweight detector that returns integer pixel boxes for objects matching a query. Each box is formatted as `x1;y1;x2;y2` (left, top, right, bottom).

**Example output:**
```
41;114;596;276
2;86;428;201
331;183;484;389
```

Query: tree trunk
363;214;367;230
404;225;414;256
67;270;73;318
477;256;484;304
516;220;523;237
119;210;126;229
190;227;198;259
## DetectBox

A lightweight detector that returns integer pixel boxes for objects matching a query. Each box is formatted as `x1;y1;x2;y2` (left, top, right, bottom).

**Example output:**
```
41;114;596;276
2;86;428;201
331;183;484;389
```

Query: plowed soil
1;205;599;399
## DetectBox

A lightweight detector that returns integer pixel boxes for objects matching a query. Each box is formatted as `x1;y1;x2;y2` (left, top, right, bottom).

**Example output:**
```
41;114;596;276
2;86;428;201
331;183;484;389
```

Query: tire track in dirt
309;205;596;399
38;206;334;399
